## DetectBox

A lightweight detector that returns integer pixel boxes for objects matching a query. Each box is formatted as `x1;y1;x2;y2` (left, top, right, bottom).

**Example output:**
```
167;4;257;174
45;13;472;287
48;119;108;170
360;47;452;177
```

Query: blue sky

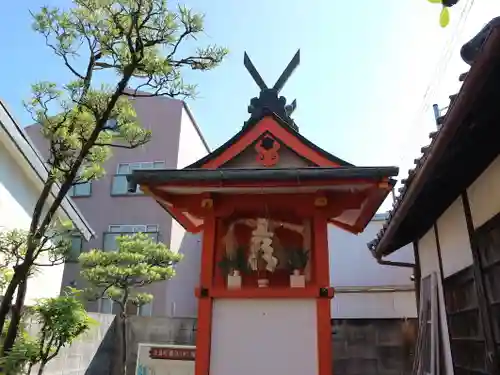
0;0;496;209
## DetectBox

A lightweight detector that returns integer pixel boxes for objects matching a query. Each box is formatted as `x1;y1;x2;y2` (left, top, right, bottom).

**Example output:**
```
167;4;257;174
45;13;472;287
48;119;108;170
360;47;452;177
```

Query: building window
68;181;92;197
98;298;113;314
443;266;481;374
111;161;165;196
138;302;153;317
67;234;83;262
105;118;118;131
103;224;159;251
68;168;92;197
68;182;92;197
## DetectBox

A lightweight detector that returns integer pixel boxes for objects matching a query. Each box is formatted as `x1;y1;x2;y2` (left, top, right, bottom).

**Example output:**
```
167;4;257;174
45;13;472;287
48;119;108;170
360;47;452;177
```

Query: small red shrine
128;50;398;375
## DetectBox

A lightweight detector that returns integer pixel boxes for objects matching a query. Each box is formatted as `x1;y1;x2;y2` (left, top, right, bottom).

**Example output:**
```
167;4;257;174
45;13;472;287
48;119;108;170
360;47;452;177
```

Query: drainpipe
375;257;415;268
373;253;419;313
370;248;415;268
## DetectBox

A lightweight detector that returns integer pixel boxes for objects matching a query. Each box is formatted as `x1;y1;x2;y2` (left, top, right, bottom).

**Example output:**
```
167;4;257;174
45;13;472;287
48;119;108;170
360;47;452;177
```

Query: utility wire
393;0;476;184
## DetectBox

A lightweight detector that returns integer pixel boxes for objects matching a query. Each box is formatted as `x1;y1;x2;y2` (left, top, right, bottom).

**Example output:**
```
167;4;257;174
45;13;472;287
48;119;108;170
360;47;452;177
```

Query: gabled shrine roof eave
186;111;354;169
128;166;399;188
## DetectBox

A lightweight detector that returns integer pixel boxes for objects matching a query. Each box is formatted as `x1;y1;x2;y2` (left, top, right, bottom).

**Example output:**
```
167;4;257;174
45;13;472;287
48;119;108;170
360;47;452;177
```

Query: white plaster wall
329;218;415;287
468;154;500;229
165;232;202;318
332;291;417;319
436;197;473;277
418;227;440;277
166;106;209;318
0;137;64;304
169;106;209;256
329;216;416;319
176;106;209;170
210;299;318;375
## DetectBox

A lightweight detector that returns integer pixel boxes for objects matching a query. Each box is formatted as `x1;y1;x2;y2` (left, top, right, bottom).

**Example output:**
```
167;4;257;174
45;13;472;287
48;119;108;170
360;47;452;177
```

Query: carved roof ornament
461;17;500;66
243;50;300;131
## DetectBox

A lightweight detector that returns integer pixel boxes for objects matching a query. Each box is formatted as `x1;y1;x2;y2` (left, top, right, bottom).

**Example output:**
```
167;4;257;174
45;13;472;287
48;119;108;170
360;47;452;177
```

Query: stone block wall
332;318;417;375
27;315;415;375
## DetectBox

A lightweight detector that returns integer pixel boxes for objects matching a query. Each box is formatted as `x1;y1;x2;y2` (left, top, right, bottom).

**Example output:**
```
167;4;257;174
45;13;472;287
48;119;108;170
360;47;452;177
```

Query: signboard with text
136;343;196;375
149;346;196;361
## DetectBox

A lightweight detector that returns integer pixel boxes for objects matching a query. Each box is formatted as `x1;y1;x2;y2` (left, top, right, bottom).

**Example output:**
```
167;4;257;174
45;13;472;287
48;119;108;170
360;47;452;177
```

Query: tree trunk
2;278;28;354
37;361;46;375
119;294;129;375
121;312;127;375
0;270;22;337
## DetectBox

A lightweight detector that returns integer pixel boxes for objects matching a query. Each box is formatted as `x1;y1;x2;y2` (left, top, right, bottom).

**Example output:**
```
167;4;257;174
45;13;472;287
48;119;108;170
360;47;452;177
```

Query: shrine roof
126;50;401;234
187;110;353;169
368;18;500;257
128;165;398;234
128;166;397;189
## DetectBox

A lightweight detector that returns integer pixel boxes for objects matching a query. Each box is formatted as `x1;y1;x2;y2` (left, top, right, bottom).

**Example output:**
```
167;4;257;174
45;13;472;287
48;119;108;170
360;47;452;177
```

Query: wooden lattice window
443;266;488;374
476;218;500;360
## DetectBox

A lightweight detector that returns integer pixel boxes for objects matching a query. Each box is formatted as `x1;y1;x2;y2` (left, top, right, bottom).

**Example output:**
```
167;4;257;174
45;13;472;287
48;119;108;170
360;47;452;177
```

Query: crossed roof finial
243;50;300;131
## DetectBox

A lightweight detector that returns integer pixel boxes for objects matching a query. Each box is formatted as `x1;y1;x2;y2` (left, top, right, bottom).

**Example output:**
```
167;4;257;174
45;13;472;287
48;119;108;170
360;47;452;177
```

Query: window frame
67;234;83;263
137;301;153;317
98;298;114;314
105;118;119;131
102;224;160;252
110;161;165;196
68;181;92;197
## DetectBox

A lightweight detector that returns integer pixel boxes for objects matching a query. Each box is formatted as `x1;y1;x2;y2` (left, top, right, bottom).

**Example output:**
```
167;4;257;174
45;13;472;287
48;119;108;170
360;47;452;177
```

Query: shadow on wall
166;232;202;318
85;316;118;375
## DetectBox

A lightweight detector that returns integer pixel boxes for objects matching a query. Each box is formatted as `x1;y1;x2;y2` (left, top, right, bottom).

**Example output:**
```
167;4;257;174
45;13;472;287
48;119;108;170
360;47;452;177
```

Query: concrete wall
28;313;197;375
28;313;117;375
0;130;65;304
415;154;500;375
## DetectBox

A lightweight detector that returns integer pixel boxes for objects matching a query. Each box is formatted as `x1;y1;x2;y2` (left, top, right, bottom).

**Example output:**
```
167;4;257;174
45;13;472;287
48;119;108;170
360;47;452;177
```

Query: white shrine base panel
210;299;318;375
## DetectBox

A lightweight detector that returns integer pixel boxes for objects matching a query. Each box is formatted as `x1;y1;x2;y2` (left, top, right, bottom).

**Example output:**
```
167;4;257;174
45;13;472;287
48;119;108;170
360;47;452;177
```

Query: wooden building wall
416;155;500;375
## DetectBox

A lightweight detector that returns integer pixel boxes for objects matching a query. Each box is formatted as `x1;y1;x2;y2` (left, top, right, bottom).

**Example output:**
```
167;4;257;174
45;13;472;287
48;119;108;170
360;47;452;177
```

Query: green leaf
440;7;450;28
79;232;182;311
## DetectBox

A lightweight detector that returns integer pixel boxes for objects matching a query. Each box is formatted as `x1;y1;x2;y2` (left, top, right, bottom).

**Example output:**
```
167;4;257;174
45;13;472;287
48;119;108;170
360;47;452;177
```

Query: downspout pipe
375;257;415;269
370;249;415;268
